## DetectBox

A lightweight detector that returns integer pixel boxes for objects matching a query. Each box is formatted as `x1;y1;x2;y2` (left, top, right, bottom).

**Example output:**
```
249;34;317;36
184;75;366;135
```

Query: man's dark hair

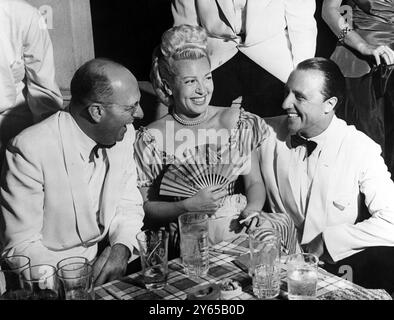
70;58;119;105
296;57;346;110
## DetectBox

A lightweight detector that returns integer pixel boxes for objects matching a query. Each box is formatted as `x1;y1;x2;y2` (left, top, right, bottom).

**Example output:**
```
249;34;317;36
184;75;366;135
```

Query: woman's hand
322;0;394;66
183;185;227;213
358;43;394;66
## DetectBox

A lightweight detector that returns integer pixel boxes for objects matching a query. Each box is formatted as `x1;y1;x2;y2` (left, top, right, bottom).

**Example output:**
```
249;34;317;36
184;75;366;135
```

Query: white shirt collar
296;115;337;145
70;116;96;162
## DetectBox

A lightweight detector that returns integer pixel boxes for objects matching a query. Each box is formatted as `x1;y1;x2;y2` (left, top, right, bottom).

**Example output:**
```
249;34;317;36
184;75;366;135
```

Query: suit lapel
216;0;236;32
58;112;100;243
273;119;304;229
301;117;348;244
276;137;305;228
99;139;126;228
196;0;236;35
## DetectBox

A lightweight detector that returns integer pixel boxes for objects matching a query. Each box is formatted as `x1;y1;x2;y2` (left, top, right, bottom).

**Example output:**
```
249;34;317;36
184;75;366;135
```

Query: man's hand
304;233;335;264
238;209;272;234
92;243;131;286
304;233;325;258
10;60;25;83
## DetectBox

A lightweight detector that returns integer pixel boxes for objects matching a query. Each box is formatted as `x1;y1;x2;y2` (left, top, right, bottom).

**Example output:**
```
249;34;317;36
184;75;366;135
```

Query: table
94;236;392;300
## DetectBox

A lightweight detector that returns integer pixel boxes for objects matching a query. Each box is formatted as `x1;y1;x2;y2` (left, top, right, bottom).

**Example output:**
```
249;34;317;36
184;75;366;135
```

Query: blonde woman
134;25;298;256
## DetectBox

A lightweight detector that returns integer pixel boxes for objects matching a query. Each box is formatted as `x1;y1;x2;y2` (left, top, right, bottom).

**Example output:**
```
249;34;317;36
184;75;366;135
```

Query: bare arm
238;150;266;231
141;185;227;227
140;186;188;226
322;0;394;65
242;150;265;213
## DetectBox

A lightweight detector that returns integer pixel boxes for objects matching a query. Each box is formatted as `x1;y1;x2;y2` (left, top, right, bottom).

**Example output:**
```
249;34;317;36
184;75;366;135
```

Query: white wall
26;0;95;99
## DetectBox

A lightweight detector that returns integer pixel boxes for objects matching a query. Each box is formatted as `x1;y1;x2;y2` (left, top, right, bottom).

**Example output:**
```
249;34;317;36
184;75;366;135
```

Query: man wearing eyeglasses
0;58;145;285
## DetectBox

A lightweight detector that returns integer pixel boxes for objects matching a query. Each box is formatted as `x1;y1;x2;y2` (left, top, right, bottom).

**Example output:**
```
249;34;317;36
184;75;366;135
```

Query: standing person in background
322;0;394;177
0;0;63;162
171;0;317;117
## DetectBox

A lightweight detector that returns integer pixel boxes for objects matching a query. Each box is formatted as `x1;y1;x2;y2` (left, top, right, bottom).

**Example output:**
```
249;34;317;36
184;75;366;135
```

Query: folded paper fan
159;144;246;198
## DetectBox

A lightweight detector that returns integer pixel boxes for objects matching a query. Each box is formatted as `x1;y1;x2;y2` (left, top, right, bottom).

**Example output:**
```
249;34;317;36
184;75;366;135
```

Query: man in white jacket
0;0;63;162
257;57;394;292
0;59;145;285
172;0;317;117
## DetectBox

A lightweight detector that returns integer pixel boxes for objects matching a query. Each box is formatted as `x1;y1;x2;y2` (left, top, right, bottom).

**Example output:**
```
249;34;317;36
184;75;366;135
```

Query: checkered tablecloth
94;236;392;300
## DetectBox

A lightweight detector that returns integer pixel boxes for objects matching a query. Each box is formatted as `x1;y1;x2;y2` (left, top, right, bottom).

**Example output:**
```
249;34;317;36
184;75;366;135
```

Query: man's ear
87;103;104;123
323;97;338;113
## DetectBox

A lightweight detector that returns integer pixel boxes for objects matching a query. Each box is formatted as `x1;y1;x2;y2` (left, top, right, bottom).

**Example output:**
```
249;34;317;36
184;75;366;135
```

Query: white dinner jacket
172;0;317;82
259;116;394;261
0;111;144;266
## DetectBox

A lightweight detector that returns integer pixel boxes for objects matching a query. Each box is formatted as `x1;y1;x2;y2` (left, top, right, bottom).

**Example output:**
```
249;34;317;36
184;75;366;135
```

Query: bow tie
91;143;115;159
290;135;317;157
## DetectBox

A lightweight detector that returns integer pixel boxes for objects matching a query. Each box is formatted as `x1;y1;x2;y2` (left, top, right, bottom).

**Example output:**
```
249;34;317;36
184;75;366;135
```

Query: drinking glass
56;257;94;300
286;253;319;300
57;256;89;270
178;212;209;277
21;264;59;300
0;255;31;300
136;228;169;290
249;228;281;299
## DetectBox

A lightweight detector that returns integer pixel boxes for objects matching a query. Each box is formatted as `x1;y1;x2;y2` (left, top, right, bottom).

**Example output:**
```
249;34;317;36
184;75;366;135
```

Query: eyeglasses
90;101;139;115
108;102;139;115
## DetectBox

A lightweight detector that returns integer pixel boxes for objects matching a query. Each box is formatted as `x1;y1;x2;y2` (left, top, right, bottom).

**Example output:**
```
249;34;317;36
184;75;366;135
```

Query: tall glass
56;257;94;300
286;253;319;300
136;229;169;290
249;228;281;299
178;212;209;277
21;264;59;300
0;255;31;300
57;256;89;270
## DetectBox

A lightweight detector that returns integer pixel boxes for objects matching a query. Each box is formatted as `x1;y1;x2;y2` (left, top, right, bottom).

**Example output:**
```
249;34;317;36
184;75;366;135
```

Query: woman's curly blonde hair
150;24;210;107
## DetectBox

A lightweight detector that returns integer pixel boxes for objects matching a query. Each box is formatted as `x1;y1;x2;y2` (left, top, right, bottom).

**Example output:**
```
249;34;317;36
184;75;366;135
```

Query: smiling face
99;72;143;145
168;57;213;119
282;69;335;138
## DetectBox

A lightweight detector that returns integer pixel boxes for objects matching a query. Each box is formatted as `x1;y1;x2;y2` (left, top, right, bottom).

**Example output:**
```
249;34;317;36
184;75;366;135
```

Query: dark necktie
90;143;115;160
290;135;317;157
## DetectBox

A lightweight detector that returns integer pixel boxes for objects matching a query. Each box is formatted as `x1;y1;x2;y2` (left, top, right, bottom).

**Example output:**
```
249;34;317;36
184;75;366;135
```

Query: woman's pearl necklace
172;109;208;126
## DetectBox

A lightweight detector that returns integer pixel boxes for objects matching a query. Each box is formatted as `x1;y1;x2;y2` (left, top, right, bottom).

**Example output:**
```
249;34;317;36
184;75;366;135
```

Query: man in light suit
171;0;317;117
0;0;63;158
257;57;394;292
0;58;145;285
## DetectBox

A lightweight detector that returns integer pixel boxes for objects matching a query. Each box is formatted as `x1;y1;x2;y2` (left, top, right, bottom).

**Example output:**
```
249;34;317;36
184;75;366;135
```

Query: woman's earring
163;82;172;96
